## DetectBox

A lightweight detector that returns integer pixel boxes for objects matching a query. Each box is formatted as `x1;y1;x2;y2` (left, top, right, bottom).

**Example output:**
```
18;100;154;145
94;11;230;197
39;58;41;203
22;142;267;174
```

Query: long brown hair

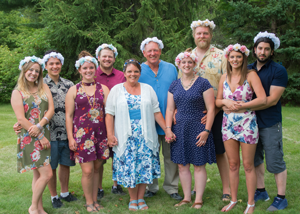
226;51;249;85
16;61;45;96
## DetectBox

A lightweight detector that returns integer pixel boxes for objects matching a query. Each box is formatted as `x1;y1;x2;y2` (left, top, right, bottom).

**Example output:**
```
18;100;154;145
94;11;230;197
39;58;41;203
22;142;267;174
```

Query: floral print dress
112;87;161;188
70;82;109;163
222;78;259;144
17;91;51;173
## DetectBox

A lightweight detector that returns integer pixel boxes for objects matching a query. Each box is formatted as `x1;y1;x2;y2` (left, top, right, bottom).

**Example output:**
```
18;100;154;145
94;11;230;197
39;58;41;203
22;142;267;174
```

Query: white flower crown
140;37;164;52
95;43;118;58
75;56;99;70
223;43;250;58
19;56;45;71
43;52;64;66
190;19;216;30
254;31;280;50
175;52;198;67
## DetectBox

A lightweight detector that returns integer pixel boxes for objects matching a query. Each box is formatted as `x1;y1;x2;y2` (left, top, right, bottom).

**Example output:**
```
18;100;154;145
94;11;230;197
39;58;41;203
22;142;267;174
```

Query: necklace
82;81;96;109
181;74;195;89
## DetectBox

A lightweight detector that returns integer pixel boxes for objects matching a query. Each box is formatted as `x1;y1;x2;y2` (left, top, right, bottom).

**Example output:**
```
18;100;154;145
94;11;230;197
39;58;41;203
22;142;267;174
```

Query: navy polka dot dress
169;77;216;166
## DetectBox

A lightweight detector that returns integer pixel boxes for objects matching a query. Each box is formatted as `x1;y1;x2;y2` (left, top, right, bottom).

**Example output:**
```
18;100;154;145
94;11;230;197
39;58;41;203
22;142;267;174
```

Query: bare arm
105;113;117;147
101;84;110;107
65;85;77;151
164;92;177;142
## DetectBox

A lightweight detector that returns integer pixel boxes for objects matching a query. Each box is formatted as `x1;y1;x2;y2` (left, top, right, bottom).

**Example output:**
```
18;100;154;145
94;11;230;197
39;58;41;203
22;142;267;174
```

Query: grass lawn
0;104;299;214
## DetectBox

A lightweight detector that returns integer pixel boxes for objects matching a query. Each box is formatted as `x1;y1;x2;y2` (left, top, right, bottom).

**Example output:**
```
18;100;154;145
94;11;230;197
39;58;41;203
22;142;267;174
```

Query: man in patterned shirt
185;19;231;200
14;50;77;208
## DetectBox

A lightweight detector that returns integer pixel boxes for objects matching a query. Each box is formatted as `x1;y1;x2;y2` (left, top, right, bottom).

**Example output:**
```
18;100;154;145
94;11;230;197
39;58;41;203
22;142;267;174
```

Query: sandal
175;200;192;207
191;201;203;209
244;203;255;214
129;200;138;211
137;199;148;210
93;201;103;211
222;194;231;201
84;204;97;213
221;200;237;212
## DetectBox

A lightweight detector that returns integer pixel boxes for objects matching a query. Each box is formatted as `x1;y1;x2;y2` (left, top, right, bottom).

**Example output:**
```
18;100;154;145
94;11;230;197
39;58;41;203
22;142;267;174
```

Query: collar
193;45;216;58
251;59;273;71
97;66;116;76
45;74;62;83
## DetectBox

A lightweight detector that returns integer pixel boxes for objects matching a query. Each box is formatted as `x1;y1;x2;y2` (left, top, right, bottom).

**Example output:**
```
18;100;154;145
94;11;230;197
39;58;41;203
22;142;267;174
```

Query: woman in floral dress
105;59;174;211
216;44;266;213
65;51;110;212
11;56;54;214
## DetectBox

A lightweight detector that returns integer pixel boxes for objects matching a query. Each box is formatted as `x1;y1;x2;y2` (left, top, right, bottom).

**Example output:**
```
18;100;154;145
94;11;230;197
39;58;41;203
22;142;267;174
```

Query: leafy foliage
282;73;300;105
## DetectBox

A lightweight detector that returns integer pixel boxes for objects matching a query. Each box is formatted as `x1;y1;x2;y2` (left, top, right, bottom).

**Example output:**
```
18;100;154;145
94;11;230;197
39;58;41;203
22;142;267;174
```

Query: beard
255;53;272;63
196;39;210;49
100;62;113;70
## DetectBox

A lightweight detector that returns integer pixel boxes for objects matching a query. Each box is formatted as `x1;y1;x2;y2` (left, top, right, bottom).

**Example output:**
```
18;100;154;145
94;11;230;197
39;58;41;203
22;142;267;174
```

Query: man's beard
100;63;113;70
197;40;209;49
255;53;271;63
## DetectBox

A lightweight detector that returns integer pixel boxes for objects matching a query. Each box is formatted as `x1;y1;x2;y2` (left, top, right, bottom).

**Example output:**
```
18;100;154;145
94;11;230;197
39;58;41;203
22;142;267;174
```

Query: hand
165;129;176;143
196;131;209;147
68;138;77;151
224;99;239;111
173;109;177;125
13;122;22;135
28;125;41;137
107;135;118;147
39;137;51;150
201;110;207;124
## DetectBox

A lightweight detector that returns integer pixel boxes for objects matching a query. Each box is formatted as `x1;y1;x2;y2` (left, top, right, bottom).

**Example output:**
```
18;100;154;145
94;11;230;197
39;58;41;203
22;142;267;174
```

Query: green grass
0;104;299;214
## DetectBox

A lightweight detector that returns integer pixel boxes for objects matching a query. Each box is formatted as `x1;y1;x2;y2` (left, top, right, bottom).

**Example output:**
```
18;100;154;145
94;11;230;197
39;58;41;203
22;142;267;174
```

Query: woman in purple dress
65;51;110;212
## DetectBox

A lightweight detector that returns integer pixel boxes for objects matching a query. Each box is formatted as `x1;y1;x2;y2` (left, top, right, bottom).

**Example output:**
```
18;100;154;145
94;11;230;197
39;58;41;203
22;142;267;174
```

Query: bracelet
38;134;44;140
37;133;43;138
165;126;171;129
204;129;210;133
43;117;49;123
36;123;43;131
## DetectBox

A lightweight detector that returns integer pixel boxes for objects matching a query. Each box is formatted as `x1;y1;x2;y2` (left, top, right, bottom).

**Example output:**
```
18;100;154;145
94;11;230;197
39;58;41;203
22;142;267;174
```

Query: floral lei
75;56;99;70
224;43;250;58
19;56;45;71
190;19;216;30
254;31;280;50
43;52;64;65
95;43;118;58
175;52;198;67
140;37;164;52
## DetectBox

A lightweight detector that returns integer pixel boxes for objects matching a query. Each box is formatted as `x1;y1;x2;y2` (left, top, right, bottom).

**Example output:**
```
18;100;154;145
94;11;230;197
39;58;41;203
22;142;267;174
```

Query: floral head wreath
254;31;280;50
75;56;99;70
224;44;250;58
190;19;216;31
43;52;64;66
19;56;45;71
140;37;164;52
123;59;141;72
95;43;118;58
175;52;199;67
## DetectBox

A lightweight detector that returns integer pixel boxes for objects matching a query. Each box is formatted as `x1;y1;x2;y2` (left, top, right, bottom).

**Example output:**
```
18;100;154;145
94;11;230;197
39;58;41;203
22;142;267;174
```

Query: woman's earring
35;80;38;84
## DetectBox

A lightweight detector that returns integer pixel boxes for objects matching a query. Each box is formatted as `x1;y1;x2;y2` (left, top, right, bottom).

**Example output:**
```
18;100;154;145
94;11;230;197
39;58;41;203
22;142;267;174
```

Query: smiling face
78;61;96;82
228;51;244;70
124;64;141;84
143;42;161;65
193;26;212;49
98;49;115;70
178;57;195;75
45;57;62;78
24;63;41;83
254;42;273;63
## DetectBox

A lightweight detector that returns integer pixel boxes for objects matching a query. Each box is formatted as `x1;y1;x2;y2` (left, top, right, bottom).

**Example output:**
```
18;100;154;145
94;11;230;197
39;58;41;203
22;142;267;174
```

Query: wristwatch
204;129;210;133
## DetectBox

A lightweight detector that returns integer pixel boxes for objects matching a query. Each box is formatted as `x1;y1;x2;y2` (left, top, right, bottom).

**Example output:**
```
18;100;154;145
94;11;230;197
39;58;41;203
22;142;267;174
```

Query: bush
282;73;300;106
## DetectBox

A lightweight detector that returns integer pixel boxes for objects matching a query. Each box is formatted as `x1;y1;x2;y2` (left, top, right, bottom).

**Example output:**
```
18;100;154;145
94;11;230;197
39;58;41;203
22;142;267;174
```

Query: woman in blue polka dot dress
165;49;216;209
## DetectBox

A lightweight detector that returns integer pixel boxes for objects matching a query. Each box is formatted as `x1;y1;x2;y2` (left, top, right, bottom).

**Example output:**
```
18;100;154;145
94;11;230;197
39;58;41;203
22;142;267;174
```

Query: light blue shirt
139;60;178;135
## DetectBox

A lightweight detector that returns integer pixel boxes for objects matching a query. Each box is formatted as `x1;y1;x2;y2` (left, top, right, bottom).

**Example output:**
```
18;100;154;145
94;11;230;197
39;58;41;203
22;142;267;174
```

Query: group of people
11;19;288;214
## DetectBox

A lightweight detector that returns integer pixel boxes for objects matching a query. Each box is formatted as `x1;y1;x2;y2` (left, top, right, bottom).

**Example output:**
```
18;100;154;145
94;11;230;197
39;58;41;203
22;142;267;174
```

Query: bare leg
241;143;257;213
98;164;104;189
47;169;57;197
193;164;206;209
128;186;138;211
216;153;231;195
29;165;53;214
255;163;265;189
93;160;104;205
59;164;70;194
275;169;287;195
137;184;148;210
31;170;46;214
178;164;192;202
111;158;118;187
80;161;95;212
221;139;240;212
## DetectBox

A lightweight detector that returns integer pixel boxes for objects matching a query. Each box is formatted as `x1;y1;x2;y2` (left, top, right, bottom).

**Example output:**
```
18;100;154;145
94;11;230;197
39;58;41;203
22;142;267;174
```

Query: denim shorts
50;140;76;169
254;122;286;173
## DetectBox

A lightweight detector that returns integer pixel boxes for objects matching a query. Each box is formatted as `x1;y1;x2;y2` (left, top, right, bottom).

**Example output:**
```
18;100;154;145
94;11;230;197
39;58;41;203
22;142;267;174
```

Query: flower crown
224;44;250;58
175;52;198;67
123;59;141;72
43;52;64;66
19;56;45;71
140;37;164;52
95;43;118;58
75;56;99;70
190;19;216;30
254;31;280;50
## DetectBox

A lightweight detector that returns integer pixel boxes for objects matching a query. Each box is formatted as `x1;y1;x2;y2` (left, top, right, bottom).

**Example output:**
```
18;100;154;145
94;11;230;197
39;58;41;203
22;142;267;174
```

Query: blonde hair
192;26;213;37
16;61;45;96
